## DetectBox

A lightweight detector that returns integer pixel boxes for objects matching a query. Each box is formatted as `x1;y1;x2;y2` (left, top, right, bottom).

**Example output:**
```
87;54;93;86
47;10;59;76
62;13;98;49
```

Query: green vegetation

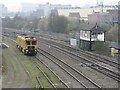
2;38;39;87
47;16;68;33
2;15;39;30
2;15;68;34
2;55;8;84
3;37;67;88
2;14;118;57
38;17;48;31
81;41;90;51
93;41;110;56
35;59;67;88
106;24;118;42
20;57;40;87
80;41;110;56
2;44;21;87
9;41;53;88
38;16;68;33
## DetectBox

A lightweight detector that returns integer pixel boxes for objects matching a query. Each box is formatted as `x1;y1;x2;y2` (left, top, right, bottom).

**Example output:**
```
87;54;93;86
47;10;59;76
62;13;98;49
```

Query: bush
106;24;118;42
93;41;110;56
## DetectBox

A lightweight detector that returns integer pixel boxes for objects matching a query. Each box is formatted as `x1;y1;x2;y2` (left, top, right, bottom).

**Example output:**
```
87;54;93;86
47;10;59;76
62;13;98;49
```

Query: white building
80;23;105;41
0;4;8;17
44;3;51;17
50;4;72;9
20;3;39;13
80;23;105;50
20;3;39;16
20;2;73;17
37;3;73;17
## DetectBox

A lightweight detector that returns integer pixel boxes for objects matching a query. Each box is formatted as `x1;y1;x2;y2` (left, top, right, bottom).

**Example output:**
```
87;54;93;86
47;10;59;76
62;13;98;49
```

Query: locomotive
16;34;38;55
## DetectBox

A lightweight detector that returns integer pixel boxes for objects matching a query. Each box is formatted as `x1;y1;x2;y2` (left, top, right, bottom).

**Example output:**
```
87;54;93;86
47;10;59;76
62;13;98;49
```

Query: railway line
2;36;32;88
3;36;68;88
3;28;69;44
40;38;119;69
39;39;120;82
31;57;57;88
34;56;69;88
3;31;120;81
36;76;43;88
2;29;119;88
36;51;88;88
5;34;88;88
38;48;102;89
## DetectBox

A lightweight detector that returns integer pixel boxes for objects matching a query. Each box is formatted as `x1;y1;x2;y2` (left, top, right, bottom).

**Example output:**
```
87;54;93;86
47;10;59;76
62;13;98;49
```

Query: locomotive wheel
22;49;27;55
34;52;37;55
17;45;18;48
17;45;19;49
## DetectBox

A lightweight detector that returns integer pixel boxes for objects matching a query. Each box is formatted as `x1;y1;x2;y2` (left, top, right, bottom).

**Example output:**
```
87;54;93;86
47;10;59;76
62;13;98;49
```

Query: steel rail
38;48;103;89
40;41;120;82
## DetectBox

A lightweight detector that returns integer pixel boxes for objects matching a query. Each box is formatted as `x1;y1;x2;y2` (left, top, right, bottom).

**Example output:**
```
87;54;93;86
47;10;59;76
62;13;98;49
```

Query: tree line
2;15;68;34
2;14;119;42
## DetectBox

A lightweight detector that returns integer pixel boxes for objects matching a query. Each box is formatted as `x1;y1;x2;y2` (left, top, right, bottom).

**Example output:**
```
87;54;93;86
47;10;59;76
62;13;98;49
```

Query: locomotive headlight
26;50;28;52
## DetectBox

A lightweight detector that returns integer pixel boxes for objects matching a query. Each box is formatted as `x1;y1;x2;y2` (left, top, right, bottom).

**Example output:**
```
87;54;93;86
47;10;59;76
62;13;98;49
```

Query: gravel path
2;54;15;88
2;38;31;88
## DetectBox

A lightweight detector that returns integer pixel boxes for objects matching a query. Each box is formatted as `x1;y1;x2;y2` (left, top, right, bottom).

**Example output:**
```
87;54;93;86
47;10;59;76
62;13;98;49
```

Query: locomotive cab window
26;41;30;45
32;41;37;45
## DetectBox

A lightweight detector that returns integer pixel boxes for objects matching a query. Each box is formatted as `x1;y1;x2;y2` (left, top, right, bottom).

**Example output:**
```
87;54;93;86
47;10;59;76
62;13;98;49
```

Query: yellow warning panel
111;49;116;53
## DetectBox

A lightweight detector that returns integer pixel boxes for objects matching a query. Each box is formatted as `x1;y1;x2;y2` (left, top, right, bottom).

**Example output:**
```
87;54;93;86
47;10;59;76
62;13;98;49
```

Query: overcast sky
0;0;119;11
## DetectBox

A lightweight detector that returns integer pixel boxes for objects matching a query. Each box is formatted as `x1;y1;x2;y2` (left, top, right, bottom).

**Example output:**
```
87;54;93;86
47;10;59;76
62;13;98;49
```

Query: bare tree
47;16;68;34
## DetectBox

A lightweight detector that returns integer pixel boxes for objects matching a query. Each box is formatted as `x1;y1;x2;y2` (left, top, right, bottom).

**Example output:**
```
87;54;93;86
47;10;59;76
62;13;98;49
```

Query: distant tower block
96;0;99;7
100;0;103;13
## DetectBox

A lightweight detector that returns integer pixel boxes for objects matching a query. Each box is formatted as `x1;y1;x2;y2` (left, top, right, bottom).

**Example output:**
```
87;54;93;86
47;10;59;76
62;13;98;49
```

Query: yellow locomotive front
16;35;38;55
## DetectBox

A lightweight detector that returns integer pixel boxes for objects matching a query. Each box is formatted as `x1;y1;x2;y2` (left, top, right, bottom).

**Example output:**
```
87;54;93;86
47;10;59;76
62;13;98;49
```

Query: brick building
88;9;118;24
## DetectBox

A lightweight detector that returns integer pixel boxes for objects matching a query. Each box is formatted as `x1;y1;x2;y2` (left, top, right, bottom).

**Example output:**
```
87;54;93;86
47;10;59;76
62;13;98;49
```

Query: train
16;34;38;55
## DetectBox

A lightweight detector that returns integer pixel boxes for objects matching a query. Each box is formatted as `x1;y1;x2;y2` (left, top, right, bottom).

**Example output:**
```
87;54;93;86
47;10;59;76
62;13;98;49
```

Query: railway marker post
111;47;115;57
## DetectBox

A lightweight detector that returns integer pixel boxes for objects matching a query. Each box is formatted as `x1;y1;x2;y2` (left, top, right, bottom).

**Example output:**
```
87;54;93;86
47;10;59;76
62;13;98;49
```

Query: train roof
17;35;37;40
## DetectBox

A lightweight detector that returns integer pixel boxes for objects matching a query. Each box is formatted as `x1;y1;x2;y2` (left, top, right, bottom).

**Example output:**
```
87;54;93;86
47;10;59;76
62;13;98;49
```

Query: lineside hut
80;23;105;51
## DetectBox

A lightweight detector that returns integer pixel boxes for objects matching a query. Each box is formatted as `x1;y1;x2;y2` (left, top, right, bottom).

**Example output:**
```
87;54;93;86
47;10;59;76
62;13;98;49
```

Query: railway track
3;32;120;76
39;40;120;82
32;59;57;88
3;36;68;88
34;56;69;88
62;44;119;69
2;31;119;88
3;28;69;44
36;76;43;88
3;32;120;82
40;38;119;69
2;28;119;68
38;47;102;89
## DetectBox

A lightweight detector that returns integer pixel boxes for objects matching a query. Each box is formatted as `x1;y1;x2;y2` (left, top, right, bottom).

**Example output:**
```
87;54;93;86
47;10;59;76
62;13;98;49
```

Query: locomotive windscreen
26;41;30;45
26;41;37;45
32;41;37;45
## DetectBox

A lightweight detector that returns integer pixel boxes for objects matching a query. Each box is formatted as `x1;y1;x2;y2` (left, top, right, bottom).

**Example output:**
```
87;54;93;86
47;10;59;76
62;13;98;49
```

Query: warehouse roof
58;7;115;17
69;12;80;18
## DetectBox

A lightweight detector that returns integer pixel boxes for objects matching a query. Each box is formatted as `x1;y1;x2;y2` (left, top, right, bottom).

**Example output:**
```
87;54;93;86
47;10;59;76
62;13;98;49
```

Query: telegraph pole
89;31;92;51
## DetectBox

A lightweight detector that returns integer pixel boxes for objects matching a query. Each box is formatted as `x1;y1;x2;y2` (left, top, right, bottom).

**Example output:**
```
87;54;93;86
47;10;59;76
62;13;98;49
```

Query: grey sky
0;0;119;11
